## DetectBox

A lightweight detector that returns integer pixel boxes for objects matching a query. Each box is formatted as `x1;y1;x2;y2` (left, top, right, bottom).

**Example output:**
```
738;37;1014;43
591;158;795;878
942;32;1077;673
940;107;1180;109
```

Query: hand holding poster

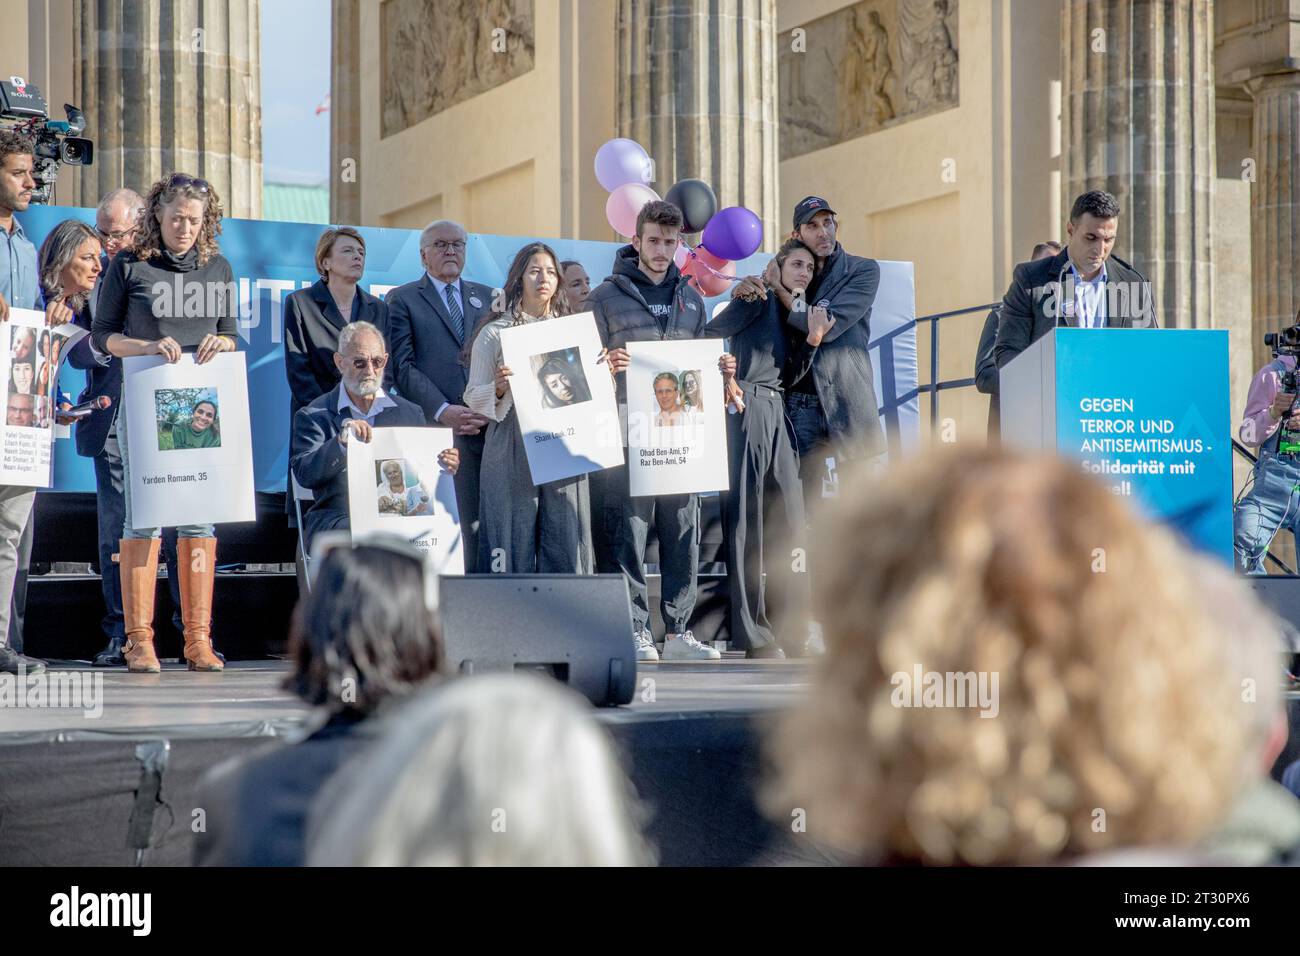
122;352;256;528
347;426;464;574
497;311;623;485
0;308;87;486
626;339;729;496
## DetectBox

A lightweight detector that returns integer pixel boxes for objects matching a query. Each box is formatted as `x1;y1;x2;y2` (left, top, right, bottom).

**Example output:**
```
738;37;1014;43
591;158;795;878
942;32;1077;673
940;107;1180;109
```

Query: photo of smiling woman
463;241;592;574
169;397;221;450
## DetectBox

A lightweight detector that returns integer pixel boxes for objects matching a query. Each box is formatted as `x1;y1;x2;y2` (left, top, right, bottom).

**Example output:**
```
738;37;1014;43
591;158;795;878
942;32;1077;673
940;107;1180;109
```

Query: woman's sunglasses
166;174;211;194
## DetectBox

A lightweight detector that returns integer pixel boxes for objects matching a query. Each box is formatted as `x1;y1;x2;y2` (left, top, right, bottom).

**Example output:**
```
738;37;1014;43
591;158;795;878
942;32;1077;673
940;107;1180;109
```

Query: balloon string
684;247;742;283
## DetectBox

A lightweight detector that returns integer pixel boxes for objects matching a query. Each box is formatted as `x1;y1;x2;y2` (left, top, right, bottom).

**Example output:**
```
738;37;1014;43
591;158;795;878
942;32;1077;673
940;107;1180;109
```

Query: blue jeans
118;395;215;539
94;422;184;640
1234;453;1300;573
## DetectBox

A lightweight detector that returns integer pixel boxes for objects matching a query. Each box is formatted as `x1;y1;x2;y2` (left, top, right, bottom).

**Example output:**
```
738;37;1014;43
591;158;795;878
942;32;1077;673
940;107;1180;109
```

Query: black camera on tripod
0;74;93;204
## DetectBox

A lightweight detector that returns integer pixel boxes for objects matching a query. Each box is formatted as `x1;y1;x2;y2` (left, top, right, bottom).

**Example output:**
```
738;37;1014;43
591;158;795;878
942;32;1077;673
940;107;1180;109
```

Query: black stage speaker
438;574;637;706
1247;576;1300;653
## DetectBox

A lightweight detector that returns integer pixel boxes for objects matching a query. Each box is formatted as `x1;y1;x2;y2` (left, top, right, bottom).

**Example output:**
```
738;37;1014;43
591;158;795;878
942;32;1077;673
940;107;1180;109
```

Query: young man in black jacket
587;201;721;662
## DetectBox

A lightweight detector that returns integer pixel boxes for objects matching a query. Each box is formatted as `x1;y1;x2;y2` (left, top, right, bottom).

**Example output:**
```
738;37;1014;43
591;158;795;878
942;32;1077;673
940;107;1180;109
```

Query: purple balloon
700;206;763;261
594;138;652;192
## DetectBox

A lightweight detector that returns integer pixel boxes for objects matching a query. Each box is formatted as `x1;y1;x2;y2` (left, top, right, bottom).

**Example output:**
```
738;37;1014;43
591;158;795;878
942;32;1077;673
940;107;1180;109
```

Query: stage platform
0;657;838;867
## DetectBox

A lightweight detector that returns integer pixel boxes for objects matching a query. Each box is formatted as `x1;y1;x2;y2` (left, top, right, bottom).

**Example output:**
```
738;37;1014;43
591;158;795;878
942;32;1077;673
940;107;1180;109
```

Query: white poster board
347;426;464;575
497;311;623;485
625;339;728;497
1;308;86;487
122;352;256;528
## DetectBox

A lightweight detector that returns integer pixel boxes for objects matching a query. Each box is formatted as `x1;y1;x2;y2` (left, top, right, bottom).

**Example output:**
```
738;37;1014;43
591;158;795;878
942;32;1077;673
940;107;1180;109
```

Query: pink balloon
683;250;736;297
673;243;690;270
606;183;660;239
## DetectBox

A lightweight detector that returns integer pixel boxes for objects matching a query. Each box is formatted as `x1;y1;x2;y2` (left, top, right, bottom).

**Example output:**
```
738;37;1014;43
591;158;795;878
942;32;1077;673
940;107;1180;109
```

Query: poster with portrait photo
123;352;255;528
625;339;728;497
498;311;623;485
348;426;463;575
0;308;85;486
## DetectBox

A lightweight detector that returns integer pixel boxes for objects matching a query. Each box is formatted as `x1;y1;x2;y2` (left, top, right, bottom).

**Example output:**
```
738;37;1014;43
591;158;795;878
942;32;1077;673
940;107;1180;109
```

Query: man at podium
994;190;1157;370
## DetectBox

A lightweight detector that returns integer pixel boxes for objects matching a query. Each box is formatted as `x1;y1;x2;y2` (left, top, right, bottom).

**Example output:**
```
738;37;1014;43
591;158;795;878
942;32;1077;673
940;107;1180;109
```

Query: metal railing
915;302;995;427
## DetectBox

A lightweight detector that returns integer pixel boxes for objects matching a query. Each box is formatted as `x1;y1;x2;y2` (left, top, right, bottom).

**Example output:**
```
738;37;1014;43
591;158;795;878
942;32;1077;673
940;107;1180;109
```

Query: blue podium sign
1002;328;1233;563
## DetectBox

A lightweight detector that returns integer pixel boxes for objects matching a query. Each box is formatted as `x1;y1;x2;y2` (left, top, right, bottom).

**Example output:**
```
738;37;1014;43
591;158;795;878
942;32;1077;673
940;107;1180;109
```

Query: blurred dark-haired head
286;544;443;716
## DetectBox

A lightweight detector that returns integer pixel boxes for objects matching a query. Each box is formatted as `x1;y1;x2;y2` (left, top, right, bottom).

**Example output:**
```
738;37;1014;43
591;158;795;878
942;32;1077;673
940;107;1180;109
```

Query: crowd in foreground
195;447;1300;866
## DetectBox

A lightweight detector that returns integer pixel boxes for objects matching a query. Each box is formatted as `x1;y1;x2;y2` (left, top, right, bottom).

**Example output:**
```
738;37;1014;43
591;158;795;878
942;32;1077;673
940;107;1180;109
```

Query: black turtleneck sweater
91;245;237;354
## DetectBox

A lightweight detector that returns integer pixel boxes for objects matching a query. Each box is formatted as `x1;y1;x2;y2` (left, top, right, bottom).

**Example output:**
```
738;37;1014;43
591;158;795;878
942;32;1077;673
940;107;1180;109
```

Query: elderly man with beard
291;321;455;552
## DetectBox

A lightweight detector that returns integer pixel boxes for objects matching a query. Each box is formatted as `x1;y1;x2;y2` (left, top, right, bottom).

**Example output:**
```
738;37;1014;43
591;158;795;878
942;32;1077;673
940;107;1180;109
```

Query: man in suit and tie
994;190;1157;371
291;321;454;551
64;188;187;666
387;220;491;570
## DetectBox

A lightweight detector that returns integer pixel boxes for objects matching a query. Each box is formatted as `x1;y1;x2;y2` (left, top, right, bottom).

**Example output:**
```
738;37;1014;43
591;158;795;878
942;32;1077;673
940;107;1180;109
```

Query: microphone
59;395;111;419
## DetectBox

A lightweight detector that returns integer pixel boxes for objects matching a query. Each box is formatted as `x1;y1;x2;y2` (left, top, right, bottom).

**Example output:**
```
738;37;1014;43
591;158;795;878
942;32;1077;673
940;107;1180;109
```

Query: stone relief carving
381;0;535;138
781;0;959;159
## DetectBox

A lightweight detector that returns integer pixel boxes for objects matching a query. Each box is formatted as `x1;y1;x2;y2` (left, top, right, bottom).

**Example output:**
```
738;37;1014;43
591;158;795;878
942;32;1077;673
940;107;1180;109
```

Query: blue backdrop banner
18;206;919;493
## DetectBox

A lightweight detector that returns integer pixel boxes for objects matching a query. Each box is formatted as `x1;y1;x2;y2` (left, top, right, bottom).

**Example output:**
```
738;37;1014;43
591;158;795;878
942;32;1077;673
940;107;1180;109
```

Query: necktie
445;283;464;342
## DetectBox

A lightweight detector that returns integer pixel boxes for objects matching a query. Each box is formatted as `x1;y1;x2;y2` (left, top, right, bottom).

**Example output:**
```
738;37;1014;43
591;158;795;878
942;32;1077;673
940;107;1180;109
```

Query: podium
1000;328;1233;563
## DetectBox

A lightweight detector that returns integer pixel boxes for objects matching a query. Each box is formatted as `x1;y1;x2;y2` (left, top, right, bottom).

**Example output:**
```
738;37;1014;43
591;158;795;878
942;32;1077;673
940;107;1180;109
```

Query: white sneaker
634;629;659;662
662;630;721;661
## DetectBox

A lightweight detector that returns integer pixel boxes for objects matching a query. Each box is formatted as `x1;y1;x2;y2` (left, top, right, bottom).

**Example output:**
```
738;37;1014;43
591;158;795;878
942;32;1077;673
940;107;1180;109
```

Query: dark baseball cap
792;195;837;229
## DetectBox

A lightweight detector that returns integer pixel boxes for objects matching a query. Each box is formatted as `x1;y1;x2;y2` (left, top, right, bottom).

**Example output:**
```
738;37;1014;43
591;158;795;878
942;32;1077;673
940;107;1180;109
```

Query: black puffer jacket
587;245;708;402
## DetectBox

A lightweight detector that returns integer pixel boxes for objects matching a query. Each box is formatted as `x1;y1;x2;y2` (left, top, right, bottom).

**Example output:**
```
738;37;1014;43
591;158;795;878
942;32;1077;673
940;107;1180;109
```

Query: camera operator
1234;315;1300;573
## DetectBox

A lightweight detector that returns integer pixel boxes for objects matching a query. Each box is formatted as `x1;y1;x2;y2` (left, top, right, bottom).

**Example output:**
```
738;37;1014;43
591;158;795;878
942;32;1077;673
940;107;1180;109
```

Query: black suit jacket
387;274;495;423
289;384;428;547
67;303;121;458
993;249;1157;369
974;307;1000;440
283;279;393;420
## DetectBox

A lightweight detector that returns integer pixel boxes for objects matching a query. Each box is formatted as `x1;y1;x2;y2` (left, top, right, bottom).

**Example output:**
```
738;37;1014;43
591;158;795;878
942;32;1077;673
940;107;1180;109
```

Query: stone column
1246;71;1300;370
329;0;361;224
70;0;262;217
616;0;779;250
1060;0;1215;330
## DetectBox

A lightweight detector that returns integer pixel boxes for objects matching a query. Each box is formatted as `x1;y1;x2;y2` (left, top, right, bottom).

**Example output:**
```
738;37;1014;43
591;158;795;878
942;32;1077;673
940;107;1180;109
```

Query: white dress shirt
426;272;465;425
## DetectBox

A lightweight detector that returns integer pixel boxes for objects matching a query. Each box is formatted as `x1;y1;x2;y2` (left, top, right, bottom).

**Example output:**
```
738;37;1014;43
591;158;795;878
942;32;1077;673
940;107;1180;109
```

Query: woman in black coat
283;226;393;420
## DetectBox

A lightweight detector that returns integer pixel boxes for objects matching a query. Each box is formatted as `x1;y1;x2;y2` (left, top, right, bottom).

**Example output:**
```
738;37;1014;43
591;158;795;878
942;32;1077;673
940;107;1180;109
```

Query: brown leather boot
119;538;162;673
178;537;223;672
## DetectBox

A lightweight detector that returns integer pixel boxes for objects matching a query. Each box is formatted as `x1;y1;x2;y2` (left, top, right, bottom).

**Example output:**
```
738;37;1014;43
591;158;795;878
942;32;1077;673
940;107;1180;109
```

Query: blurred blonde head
767;447;1276;865
307;673;653;866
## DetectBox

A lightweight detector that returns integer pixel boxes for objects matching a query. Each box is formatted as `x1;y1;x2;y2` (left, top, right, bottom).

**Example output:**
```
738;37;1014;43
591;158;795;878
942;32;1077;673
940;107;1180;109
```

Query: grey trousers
721;384;809;651
0;484;35;649
479;408;593;574
605;466;699;635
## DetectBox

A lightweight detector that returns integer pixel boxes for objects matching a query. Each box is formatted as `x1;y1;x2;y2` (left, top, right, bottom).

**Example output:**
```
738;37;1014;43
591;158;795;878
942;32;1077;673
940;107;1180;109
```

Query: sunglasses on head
166;173;210;194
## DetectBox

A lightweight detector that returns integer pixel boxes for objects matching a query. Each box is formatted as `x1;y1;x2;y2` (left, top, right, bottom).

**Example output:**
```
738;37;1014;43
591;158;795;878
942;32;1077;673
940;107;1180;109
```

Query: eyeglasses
350;355;387;371
429;240;466;253
96;227;132;242
166;173;210;194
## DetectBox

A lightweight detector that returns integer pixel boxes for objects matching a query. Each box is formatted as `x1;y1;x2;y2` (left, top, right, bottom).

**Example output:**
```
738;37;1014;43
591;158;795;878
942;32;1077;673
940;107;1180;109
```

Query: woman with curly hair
91;172;238;674
766;447;1283;865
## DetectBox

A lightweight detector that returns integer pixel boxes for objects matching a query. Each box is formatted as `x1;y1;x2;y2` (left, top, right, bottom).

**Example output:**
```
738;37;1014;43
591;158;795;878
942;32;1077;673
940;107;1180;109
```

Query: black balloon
664;178;718;234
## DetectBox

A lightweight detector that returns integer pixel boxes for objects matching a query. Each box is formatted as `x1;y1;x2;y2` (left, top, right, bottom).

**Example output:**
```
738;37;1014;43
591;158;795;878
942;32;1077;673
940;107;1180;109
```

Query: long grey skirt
478;406;594;574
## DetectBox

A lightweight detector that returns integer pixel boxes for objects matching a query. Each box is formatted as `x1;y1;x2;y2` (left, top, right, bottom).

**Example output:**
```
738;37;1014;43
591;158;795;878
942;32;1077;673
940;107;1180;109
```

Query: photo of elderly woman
155;387;222;451
375;459;434;517
528;348;592;410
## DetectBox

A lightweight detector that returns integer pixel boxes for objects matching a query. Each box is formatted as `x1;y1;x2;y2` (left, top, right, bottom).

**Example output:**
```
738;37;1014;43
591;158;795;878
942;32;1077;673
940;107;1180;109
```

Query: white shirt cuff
434;401;450;424
89;338;113;367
